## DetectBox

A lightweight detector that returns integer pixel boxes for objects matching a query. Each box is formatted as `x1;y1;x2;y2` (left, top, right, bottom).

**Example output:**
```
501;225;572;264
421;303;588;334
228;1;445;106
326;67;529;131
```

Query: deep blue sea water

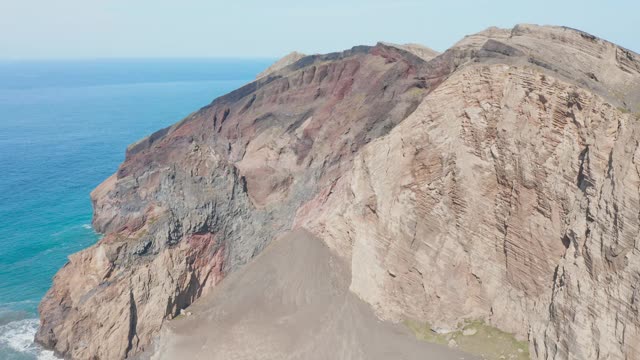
0;58;272;359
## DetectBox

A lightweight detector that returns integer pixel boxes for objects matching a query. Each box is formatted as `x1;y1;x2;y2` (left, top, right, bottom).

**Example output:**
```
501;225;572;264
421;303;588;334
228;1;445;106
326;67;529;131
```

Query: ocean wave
0;318;59;359
81;224;92;230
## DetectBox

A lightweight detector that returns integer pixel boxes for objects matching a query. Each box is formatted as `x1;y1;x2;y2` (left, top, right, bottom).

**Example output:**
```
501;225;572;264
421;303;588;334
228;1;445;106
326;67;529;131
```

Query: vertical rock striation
38;25;640;360
297;25;640;360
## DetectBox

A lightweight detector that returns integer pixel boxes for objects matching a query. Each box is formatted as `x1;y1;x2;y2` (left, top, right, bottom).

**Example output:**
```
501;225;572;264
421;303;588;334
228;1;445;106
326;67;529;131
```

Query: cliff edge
37;24;640;360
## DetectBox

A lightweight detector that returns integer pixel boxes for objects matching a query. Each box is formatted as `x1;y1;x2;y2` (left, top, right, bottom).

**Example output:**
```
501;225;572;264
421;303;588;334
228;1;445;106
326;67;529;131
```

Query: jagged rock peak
378;42;440;61
255;51;306;79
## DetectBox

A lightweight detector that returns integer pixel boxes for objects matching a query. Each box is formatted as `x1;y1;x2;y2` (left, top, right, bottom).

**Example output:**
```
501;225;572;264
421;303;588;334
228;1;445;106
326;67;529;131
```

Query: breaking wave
0;318;59;359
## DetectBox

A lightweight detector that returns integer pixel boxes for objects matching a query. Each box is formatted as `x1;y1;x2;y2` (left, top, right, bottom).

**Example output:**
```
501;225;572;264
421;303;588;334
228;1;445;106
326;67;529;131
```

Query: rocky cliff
37;24;640;360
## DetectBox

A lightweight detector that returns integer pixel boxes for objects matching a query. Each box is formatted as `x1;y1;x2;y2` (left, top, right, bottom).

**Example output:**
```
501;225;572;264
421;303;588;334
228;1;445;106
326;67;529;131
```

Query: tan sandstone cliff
37;24;640;360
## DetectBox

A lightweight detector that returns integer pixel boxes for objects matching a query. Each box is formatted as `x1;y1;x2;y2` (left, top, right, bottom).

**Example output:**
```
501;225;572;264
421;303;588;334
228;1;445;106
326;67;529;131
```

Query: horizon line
0;56;280;62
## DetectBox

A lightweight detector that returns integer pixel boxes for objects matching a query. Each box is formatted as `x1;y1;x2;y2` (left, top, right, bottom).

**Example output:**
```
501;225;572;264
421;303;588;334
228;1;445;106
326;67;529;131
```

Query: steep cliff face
38;25;640;360
36;43;444;359
297;64;640;359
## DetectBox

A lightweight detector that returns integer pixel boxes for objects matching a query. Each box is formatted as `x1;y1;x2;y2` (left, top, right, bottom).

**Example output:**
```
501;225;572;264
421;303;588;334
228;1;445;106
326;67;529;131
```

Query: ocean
0;58;272;359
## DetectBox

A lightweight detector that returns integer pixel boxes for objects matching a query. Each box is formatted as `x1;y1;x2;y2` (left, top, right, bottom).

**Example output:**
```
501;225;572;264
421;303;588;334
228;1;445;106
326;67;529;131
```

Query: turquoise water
0;59;271;359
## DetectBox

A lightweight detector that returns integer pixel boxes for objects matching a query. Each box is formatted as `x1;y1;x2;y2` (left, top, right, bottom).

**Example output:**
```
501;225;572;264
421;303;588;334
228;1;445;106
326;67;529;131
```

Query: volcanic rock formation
37;24;640;360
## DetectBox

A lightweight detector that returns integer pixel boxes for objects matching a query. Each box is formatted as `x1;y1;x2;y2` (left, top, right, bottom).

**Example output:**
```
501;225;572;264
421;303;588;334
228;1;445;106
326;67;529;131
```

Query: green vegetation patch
405;319;529;360
615;106;640;120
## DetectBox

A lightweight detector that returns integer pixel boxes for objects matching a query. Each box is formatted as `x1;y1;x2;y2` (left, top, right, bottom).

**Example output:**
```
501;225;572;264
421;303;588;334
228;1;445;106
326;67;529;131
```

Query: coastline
0;59;266;360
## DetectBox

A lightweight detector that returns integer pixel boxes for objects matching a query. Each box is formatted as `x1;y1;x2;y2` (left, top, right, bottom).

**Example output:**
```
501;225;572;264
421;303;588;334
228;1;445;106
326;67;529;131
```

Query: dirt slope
149;230;475;360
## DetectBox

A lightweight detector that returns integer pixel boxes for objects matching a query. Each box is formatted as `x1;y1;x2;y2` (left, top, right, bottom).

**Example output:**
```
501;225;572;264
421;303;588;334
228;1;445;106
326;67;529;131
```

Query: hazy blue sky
0;0;637;59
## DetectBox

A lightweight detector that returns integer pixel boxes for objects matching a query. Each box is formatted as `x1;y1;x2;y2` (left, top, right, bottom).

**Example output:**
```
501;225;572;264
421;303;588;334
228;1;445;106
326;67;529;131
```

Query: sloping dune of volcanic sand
149;229;476;360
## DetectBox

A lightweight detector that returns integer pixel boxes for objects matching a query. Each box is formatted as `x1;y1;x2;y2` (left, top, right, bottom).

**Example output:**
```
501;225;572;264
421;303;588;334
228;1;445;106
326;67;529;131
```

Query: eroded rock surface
37;24;640;360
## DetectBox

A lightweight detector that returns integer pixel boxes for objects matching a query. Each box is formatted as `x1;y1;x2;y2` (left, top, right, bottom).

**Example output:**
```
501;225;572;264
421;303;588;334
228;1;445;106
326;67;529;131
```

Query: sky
0;0;637;59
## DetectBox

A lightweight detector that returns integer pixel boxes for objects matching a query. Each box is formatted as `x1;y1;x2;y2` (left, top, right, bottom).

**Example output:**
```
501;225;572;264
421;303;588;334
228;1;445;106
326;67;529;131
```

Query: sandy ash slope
37;24;640;360
148;230;475;360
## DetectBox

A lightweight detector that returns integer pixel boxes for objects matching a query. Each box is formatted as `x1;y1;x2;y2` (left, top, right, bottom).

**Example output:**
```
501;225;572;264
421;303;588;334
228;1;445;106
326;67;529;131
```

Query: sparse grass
615;107;640;120
406;86;426;97
405;319;449;345
133;228;148;240
405;319;530;360
146;215;160;226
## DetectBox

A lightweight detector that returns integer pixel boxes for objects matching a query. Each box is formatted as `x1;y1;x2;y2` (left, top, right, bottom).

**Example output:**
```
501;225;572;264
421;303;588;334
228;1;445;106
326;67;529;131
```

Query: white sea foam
81;224;92;230
38;350;59;360
0;318;59;359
